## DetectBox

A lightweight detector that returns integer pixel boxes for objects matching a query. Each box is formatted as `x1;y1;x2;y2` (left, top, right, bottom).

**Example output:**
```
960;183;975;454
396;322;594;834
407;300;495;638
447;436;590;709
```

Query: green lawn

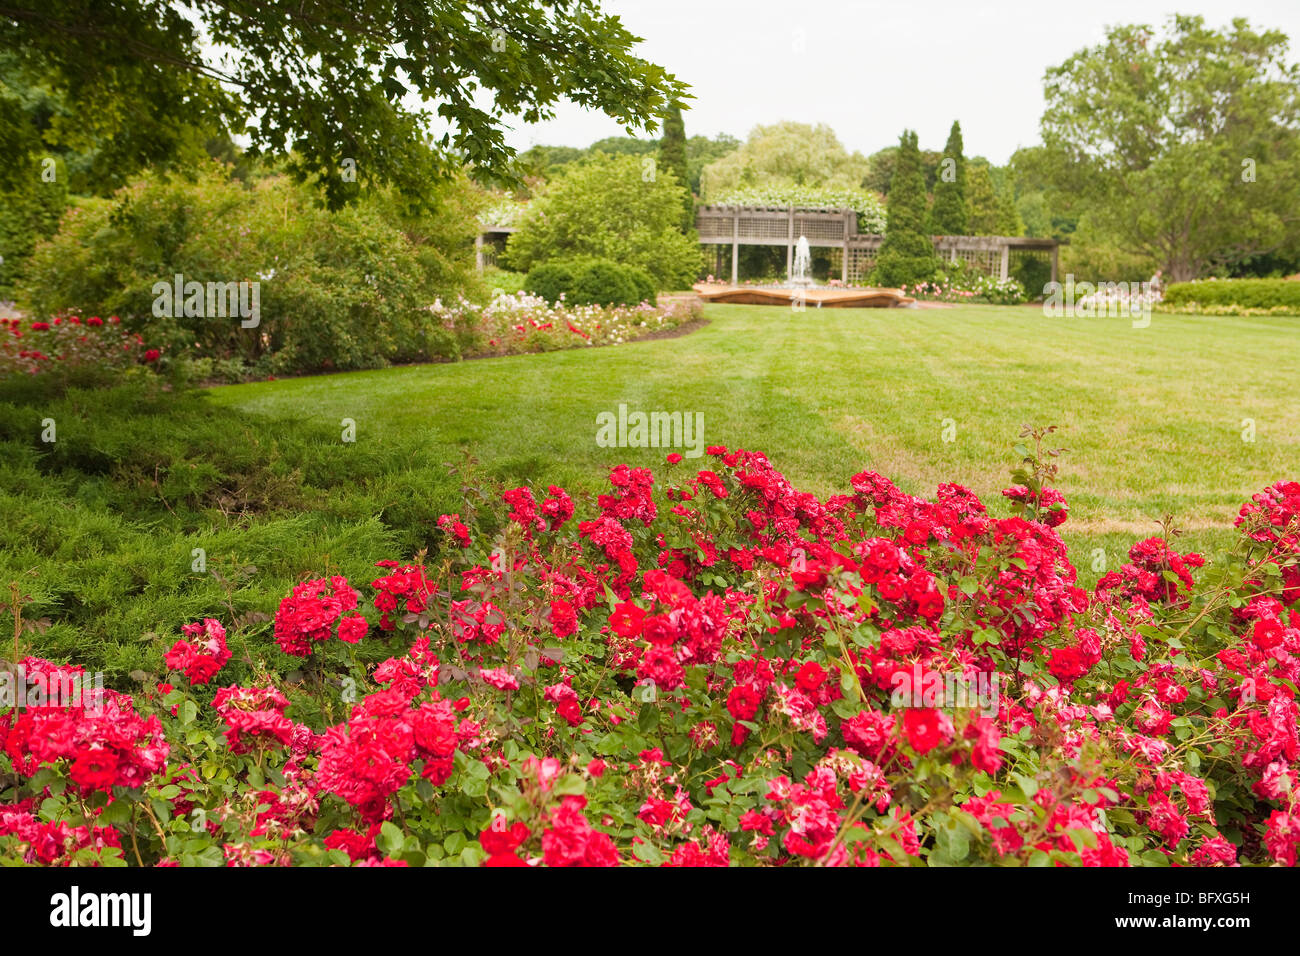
4;302;1297;680
213;302;1300;564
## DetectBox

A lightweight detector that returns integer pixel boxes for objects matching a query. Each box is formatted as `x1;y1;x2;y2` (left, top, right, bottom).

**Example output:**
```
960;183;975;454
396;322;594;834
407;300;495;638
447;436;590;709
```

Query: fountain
693;228;913;308
788;235;813;289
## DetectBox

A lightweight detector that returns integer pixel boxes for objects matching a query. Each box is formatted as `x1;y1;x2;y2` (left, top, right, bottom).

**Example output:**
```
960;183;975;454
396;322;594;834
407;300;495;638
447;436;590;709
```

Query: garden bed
4;436;1298;867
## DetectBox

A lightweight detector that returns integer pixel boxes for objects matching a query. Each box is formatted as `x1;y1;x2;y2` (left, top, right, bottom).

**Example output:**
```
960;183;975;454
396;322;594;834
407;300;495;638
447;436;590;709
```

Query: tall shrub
0;161;67;299
659;106;694;232
20;162;483;374
929;121;967;235
505;153;701;289
873;130;940;288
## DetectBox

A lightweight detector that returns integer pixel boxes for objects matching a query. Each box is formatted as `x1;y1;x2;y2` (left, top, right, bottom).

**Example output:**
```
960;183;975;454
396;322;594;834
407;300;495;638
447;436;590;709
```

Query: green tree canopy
700;122;870;199
515;132;737;195
685;133;740;194
1039;14;1300;280
0;0;689;208
1008;145;1078;241
929;121;967;235
864;145;943;197
505;152;701;289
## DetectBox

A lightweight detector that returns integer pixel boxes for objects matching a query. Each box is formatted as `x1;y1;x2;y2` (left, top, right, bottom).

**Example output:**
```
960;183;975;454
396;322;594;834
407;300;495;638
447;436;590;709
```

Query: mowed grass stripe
210;303;1300;568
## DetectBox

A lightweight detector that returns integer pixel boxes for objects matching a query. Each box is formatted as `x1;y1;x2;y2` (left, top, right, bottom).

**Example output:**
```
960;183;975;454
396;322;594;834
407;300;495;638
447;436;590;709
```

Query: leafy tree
685;133;740;195
505;153;702;289
1040;14;1300;280
700;122;870;198
21;162;486;371
0;0;688;208
929;121;967;235
864;145;943;196
872;130;939;288
1008;145;1078;240
515;144;590;181
585;137;659;158
515;132;737;198
659;105;693;231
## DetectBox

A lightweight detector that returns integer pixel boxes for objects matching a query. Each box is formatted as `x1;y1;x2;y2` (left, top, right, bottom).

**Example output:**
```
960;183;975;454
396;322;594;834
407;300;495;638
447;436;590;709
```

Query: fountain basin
692;282;915;308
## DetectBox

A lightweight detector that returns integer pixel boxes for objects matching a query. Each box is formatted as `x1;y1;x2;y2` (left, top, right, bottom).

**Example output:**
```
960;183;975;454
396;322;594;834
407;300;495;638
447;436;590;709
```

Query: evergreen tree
659;106;693;232
929;121;968;235
872;130;940;288
995;186;1024;237
966;162;1001;235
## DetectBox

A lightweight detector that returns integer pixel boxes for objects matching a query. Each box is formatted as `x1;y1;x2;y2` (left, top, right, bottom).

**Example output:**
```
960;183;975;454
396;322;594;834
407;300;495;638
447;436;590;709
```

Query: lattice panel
794;217;844;240
737;217;791;239
846;247;878;285
955;248;1000;277
697;216;734;239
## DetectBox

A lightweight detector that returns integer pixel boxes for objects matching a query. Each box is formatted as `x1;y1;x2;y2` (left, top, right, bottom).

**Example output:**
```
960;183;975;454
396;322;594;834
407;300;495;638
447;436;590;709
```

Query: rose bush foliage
1;314;158;382
2;440;1298;867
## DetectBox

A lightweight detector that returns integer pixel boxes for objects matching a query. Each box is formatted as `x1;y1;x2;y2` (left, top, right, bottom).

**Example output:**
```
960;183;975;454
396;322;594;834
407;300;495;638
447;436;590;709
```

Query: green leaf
1012;772;1038;798
831;697;860;719
632;841;663;865
552;774;587;797
377;821;405;857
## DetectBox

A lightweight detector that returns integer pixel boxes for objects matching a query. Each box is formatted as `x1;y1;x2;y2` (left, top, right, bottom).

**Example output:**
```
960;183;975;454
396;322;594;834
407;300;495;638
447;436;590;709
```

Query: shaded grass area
3;303;1297;684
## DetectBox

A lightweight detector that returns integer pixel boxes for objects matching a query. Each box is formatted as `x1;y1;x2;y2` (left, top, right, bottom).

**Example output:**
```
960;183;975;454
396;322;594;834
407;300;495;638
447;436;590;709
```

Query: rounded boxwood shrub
525;257;654;307
523;261;576;303
569;259;639;307
624;265;656;306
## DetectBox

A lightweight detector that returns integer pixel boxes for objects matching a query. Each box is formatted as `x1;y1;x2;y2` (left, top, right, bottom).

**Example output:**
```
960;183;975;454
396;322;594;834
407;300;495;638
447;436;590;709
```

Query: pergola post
475;232;484;272
841;240;849;284
730;210;739;285
786;206;794;279
1050;244;1059;285
999;243;1010;281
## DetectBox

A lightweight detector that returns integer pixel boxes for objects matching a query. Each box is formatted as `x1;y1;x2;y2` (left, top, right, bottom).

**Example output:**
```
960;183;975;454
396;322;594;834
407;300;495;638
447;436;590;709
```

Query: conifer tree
873;130;940;288
659;106;694;232
929;120;968;235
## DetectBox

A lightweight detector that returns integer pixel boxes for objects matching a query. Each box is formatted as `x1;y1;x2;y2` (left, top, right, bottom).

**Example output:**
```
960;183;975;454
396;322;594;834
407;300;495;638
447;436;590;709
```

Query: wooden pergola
475;226;516;270
694;205;1062;286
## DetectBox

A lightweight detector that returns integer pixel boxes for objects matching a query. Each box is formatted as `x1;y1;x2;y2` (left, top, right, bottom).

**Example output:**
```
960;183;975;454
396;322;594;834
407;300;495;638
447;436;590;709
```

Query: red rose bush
2;437;1299;867
0;314;158;379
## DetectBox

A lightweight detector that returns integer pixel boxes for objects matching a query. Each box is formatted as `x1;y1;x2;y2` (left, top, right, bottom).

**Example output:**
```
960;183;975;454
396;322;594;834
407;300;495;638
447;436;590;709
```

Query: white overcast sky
499;0;1300;164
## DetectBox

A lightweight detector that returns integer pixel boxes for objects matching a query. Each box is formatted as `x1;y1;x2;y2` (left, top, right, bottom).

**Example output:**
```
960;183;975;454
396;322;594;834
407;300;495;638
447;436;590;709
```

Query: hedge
524;257;656;307
1164;278;1300;311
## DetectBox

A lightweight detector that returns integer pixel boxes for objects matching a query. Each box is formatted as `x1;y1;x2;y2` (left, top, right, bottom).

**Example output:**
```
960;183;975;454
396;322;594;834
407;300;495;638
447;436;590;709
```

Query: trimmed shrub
524;261;577;303
1011;255;1053;300
873;130;940;289
624;265;657;306
570;260;639;307
525;258;655;307
1164;278;1300;311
